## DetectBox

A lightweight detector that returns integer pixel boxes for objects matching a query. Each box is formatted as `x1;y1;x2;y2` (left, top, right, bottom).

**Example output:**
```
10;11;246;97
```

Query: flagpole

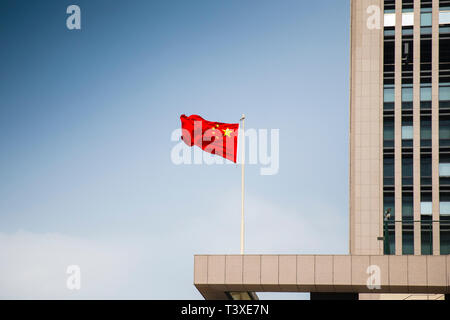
240;114;245;255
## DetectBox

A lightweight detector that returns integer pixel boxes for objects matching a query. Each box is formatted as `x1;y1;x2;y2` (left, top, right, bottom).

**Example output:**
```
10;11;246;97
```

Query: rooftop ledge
194;254;450;300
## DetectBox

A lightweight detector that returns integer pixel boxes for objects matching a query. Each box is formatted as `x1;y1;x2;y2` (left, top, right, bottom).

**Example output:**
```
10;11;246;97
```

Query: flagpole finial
240;114;246;121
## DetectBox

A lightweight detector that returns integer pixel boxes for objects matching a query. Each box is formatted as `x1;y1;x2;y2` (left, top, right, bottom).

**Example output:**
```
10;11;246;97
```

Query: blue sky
0;0;350;299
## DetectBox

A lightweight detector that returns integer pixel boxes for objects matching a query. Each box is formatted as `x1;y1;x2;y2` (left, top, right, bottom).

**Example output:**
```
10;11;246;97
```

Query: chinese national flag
180;114;239;163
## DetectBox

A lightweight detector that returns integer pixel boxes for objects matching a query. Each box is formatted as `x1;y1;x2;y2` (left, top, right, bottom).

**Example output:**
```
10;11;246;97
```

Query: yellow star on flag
222;128;233;137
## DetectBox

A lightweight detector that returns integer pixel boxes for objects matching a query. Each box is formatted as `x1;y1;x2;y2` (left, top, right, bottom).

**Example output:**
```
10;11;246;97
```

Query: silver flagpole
240;114;245;255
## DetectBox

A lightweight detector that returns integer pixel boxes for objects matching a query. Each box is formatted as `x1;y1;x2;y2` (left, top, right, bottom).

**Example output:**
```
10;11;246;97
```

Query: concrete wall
350;0;384;255
194;254;450;299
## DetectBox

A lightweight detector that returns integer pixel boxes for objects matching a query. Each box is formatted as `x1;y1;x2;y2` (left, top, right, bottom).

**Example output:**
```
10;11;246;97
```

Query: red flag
180;114;239;163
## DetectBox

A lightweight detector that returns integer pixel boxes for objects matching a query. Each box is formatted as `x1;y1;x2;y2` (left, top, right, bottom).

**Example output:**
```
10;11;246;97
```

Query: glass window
402;225;414;255
402;118;413;146
402;126;413;140
384;158;394;176
421;85;432;101
402;192;414;255
440;26;450;34
421;202;433;215
384;0;395;13
440;155;450;184
421;192;433;255
421;26;433;34
402;86;413;101
421;117;432;146
402;193;413;219
384;88;395;102
439;163;450;177
402;86;413;109
440;216;450;255
402;28;414;36
421;216;433;255
440;202;450;215
384;87;395;110
384;29;396;37
440;117;450;146
384;156;395;185
421;37;432;74
402;157;413;185
440;11;450;24
421;157;432;176
388;230;395;255
402;193;414;218
384;13;396;27
421;155;432;186
402;4;413;13
384;117;394;147
421;85;432;109
402;12;414;26
422;233;433;254
383;193;395;218
383;190;395;255
421;13;432;26
440;84;450;102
